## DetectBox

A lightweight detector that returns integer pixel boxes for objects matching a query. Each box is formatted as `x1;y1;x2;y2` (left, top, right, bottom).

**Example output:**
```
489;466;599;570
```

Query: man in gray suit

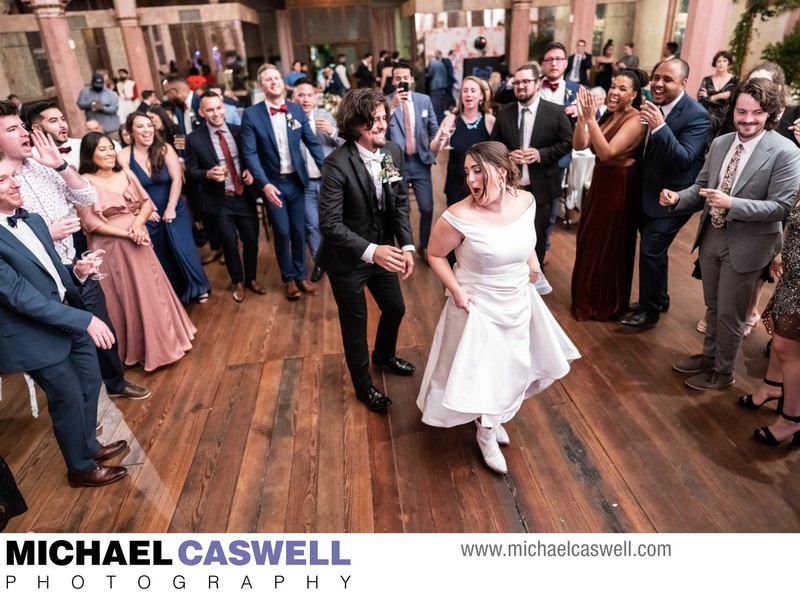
661;79;800;390
292;78;345;280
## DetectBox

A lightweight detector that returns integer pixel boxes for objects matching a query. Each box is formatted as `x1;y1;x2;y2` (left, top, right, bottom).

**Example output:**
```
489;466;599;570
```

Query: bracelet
54;160;69;172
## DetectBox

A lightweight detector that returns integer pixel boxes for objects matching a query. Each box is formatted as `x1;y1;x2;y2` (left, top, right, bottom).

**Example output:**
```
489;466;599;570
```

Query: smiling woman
75;132;196;372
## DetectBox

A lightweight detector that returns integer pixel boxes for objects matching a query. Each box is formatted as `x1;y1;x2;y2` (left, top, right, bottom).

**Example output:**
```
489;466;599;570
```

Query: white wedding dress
417;201;580;428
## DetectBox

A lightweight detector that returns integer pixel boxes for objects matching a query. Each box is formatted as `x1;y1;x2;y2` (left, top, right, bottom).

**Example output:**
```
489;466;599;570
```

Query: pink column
113;0;156;94
680;0;731;95
22;0;86;134
569;0;597;50
509;0;531;71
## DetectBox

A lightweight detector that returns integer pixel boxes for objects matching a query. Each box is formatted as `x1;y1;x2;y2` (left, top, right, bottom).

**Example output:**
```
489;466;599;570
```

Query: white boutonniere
286;113;302;131
379;155;402;184
421;109;429;118
565;87;575;104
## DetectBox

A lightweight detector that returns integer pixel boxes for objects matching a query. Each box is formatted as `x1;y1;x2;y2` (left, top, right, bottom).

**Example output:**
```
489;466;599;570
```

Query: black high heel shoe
753;411;800;447
739;378;784;413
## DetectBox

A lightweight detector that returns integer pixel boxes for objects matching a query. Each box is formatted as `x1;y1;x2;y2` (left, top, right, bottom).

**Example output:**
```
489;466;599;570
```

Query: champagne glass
441;113;456;151
174;134;186;151
81;249;107;281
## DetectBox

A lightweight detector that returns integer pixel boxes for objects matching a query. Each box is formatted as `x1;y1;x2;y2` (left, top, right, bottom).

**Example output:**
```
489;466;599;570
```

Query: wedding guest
749;200;800;447
593;41;616;93
698;50;738;140
571;70;648;321
119;112;210;303
418;141;579;474
77;132;196;371
77;73;120;134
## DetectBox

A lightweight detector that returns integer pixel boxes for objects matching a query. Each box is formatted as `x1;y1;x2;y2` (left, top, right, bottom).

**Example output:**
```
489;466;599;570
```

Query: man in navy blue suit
0;157;127;488
386;63;441;262
621;59;711;328
241;64;326;300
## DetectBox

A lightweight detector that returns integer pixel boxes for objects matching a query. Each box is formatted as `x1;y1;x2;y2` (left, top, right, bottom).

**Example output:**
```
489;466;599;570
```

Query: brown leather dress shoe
232;283;245;302
67;465;127;488
107;382;151;400
297;280;320;296
245;280;267;294
285;281;301;300
201;249;223;265
93;440;128;462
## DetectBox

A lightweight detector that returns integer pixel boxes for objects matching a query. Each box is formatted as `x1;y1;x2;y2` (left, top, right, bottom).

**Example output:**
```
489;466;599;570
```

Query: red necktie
216;130;244;196
401;102;416;155
58;147;72;154
542;79;559;91
269;104;288;116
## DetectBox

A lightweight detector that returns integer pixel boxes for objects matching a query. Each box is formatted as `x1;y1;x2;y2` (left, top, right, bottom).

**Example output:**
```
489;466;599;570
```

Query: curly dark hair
78;131;122;174
335;88;391;142
617;68;649;110
712;50;734;69
464;141;520;201
729;78;784;131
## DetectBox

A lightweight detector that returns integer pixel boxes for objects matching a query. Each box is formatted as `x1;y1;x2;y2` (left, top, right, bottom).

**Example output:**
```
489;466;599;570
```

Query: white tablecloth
557;149;596;219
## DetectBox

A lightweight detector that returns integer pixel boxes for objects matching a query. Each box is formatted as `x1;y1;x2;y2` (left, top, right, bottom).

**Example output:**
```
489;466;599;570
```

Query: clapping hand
576;86;596;121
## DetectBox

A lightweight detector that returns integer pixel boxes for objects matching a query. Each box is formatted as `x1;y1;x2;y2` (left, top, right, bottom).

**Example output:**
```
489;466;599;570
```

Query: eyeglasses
511;79;537;87
542;57;566;63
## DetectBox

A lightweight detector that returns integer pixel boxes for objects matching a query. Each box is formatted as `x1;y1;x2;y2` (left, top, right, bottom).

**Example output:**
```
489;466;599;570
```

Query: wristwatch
54;160;69;172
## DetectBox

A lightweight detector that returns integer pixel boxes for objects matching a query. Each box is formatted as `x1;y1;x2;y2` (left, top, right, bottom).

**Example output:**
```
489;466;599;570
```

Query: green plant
763;20;800;96
729;0;800;76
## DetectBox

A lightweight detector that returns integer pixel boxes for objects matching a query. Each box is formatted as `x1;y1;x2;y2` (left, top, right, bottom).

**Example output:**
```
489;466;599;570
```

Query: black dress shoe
93;440;128;462
629;301;670;313
356;386;392;411
310;265;324;282
108;382;151;400
372;356;416;375
67;465;127;488
620;310;660;328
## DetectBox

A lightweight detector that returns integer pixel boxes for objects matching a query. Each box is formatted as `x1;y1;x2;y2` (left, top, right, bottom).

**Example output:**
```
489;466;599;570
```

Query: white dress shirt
518;96;541;187
208;122;241;194
539;77;566;106
266;101;296;175
717;131;766;192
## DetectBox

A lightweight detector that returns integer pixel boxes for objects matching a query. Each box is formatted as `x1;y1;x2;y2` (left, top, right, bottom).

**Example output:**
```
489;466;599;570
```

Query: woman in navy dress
119;112;210;303
434;76;496;265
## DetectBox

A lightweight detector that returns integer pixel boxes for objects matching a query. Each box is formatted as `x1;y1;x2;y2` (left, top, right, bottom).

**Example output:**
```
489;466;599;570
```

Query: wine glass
441;114;456;150
81;249;108;281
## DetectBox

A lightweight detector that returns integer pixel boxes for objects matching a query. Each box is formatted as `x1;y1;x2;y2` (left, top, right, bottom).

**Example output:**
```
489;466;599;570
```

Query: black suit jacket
317;140;413;274
355;63;375;88
490;99;573;205
184;123;251;216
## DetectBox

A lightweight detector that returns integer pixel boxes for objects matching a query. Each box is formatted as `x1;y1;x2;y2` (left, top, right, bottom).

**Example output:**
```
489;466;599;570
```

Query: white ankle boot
475;422;508;474
495;424;510;446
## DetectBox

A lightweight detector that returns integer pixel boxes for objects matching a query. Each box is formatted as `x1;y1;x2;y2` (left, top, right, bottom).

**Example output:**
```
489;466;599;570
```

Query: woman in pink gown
76;132;196;371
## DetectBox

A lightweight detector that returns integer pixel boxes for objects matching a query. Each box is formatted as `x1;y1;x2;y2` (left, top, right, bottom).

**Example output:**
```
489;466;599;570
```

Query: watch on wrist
54;160;69;172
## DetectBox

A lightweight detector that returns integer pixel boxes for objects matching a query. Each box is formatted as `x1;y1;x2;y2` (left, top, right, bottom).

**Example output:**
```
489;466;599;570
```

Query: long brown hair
126;112;167;173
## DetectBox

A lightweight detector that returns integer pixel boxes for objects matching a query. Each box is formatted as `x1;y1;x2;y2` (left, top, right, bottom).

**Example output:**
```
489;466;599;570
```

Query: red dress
571;109;643;321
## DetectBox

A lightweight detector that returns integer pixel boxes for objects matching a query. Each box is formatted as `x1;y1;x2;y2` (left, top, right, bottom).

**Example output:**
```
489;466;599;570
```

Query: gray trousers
699;226;762;375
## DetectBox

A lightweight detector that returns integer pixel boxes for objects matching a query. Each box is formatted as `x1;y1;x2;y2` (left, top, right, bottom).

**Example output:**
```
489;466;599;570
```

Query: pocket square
421;109;428;118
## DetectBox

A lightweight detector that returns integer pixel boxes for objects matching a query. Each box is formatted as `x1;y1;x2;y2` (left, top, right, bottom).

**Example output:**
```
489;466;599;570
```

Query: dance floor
2;154;798;533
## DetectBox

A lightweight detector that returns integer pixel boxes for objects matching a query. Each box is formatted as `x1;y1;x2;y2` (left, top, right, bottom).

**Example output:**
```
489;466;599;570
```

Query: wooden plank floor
2;154;798;534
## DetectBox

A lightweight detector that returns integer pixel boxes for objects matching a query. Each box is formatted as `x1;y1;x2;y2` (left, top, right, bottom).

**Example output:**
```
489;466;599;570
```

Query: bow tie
7;207;30;228
542;79;559;91
362;151;384;165
269;104;288;116
58;146;72;154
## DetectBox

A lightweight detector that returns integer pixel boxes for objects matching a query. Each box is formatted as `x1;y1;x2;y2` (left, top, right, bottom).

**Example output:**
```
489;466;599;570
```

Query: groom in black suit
317;88;416;411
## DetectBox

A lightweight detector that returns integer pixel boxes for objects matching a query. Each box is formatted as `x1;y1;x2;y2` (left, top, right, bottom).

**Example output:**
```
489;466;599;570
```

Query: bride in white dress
417;141;580;474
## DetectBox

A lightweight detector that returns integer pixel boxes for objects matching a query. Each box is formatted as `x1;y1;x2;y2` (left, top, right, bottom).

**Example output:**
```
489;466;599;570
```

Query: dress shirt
208;122;240;194
0;215;68;301
716;131;766;193
58;138;83;170
518;97;540;187
302;114;323;179
266;101;296;175
335;64;351;90
354;142;414;263
651;91;684;136
539;77;566;106
18;158;97;264
568;55;582;83
183;93;197;133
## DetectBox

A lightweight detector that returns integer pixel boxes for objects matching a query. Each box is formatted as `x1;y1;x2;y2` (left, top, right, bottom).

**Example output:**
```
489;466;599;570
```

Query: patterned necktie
217;130;244;196
7;207;30;228
401;101;416;155
571;55;581;81
710;143;743;229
